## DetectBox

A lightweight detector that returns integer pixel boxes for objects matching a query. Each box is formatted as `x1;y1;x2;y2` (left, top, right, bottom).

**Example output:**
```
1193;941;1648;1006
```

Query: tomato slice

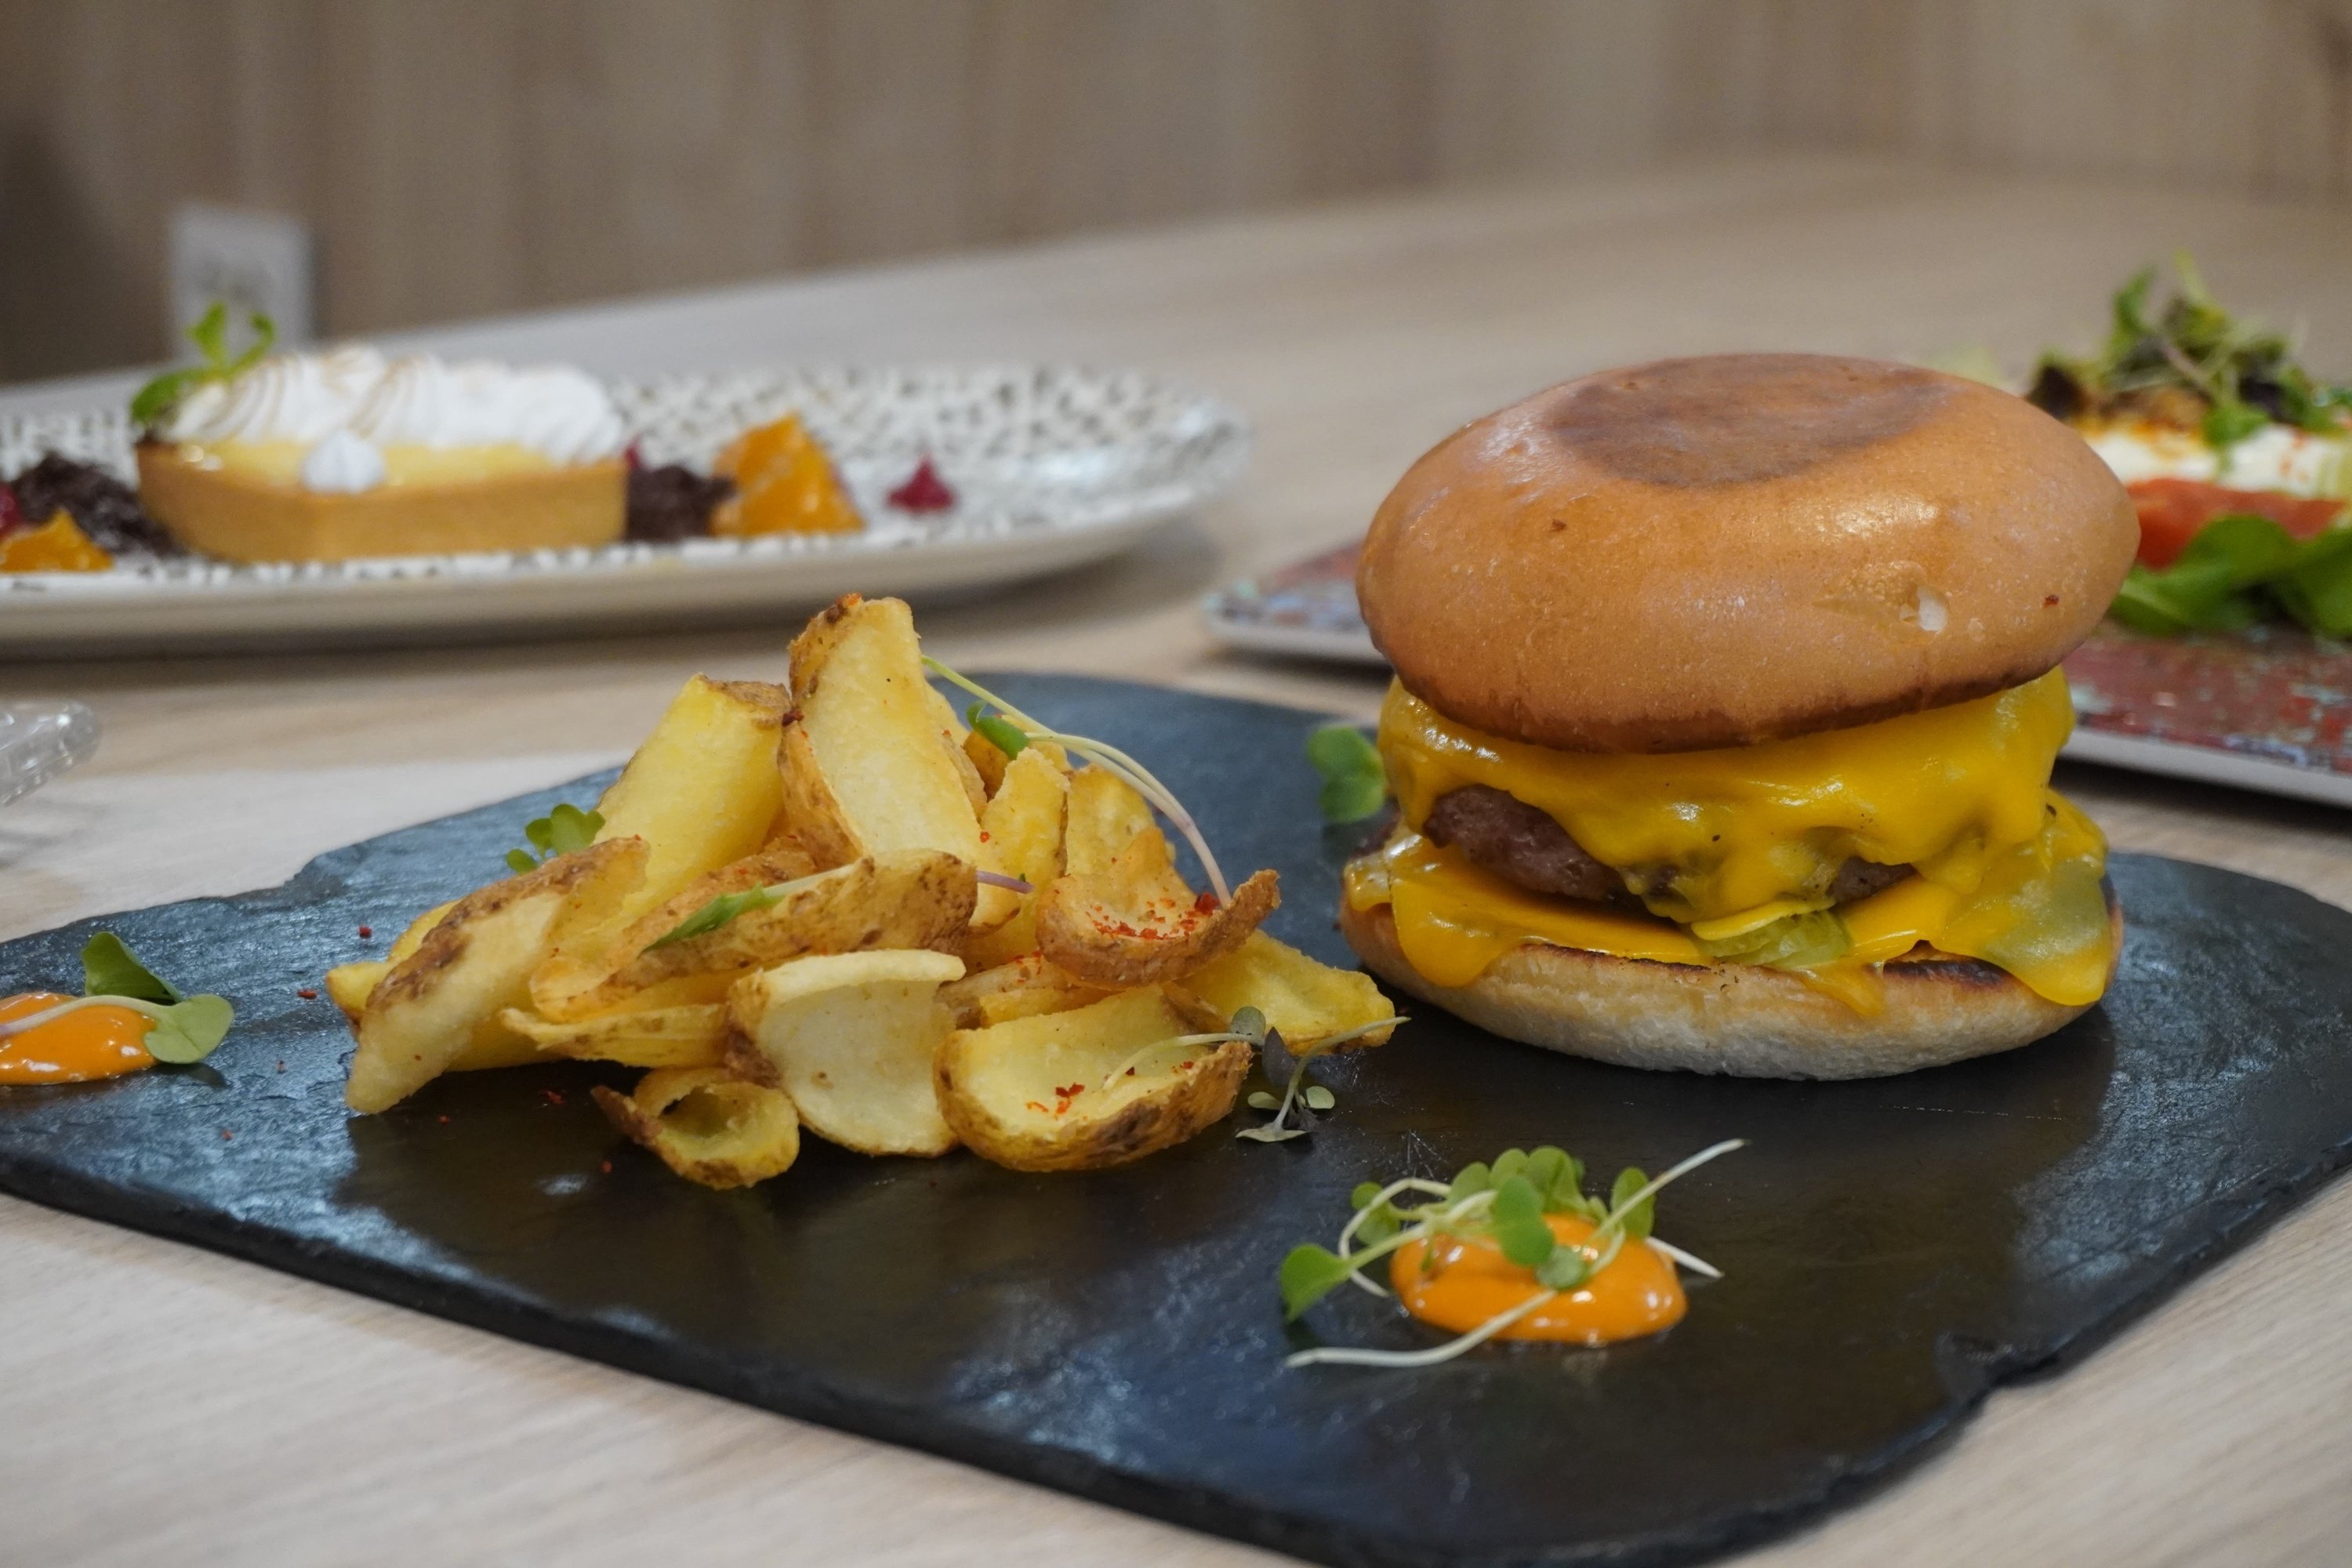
2129;478;2345;568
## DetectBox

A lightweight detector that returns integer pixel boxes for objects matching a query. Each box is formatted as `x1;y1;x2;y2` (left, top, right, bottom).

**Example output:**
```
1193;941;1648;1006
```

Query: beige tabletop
7;153;2352;1567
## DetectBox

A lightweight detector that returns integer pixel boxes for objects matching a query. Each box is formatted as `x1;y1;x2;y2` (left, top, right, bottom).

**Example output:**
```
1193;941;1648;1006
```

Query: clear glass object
0;701;100;808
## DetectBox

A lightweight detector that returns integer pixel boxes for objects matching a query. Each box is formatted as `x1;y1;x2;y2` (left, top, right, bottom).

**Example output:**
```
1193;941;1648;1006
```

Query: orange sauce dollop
0;991;155;1084
1392;1211;1686;1345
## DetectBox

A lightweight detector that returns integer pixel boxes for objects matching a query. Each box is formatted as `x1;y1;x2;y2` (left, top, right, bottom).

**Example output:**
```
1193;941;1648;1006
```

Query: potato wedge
935;985;1251;1172
497;1004;729;1069
771;721;863;869
325;960;390;1025
1063;766;1161;878
783;595;983;870
963;726;1010;797
347;838;644;1112
325;898;458;1023
592;675;792;923
973;746;1069;932
726;949;964;1156
1036;852;1280;989
936;953;1108;1029
531;849;975;1022
1182;931;1397;1051
593;1067;800;1189
390;901;456;961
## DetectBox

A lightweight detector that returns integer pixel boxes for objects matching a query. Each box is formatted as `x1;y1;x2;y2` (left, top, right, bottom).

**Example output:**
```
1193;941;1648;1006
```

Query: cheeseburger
1341;354;2136;1079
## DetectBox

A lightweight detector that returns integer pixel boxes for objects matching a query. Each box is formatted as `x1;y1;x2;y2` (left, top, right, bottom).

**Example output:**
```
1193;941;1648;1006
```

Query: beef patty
1420;784;1912;910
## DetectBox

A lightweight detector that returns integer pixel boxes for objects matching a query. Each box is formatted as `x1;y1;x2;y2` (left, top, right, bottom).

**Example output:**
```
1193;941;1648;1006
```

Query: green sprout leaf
129;302;278;428
1447;1160;1494;1203
1349;1181;1403;1247
966;702;1029;759
1610;1166;1657;1240
1523;1145;1587;1213
1306;724;1387;823
506;803;604;873
1279;1244;1359;1319
58;932;232;1065
648;884;786;949
1534;1247;1594;1291
1302;1085;1337;1112
81;933;181;1004
143;994;235;1065
1247;1091;1282;1111
1489;1174;1556;1268
2203;397;2270;458
1228;1006;1268;1045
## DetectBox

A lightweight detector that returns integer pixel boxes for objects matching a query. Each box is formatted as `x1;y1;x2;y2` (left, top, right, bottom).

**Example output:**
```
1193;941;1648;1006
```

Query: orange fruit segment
711;415;863;537
0;511;114;572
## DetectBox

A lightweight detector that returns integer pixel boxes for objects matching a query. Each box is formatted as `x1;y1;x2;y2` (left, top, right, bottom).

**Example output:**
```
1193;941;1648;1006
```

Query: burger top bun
1356;354;2138;753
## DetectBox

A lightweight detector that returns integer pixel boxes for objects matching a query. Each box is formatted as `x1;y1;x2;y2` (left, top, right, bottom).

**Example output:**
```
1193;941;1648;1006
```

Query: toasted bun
1357;354;2137;753
1339;885;2121;1080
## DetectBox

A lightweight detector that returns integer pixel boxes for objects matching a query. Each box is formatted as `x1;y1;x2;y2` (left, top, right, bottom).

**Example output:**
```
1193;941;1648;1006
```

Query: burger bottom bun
1338;885;2122;1081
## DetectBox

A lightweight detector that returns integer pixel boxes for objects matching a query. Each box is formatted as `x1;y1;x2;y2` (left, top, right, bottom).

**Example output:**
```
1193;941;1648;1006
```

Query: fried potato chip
973;746;1069;931
593;1067;800;1189
531;849;975;1022
781;595;983;872
497;1003;728;1069
934;985;1251;1172
1182;931;1396;1050
936;952;1107;1029
1035;833;1280;988
592;675;791;923
347;837;645;1112
726;949;964;1156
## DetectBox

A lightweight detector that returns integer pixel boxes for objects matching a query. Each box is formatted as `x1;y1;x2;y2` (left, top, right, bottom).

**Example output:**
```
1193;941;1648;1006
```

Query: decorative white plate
0;364;1250;657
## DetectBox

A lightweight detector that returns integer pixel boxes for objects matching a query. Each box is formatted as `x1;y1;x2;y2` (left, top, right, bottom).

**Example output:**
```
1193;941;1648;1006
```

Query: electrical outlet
168;203;314;353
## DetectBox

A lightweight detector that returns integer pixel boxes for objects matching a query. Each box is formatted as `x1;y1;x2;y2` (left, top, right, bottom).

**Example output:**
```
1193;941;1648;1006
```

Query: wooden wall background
4;0;2351;380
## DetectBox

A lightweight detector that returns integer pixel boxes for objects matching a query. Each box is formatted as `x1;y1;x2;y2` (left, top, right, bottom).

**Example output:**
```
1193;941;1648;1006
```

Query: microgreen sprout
1306;724;1387;824
505;803;604;875
1096;1006;1269;1091
129;302;278;429
0;933;236;1065
1278;1138;1744;1370
1236;1013;1401;1143
924;656;1232;905
647;865;833;951
2027;252;2350;463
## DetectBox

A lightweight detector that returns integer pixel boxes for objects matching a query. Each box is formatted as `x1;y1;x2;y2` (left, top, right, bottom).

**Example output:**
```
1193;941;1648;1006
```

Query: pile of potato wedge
327;593;1395;1186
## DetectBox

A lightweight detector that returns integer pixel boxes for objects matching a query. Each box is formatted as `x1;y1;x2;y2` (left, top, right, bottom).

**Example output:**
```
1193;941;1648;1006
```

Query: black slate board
3;674;2350;1568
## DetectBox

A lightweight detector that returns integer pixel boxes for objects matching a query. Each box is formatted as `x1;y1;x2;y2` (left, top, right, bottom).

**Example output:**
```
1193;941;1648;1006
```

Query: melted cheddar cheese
1356;670;2115;1012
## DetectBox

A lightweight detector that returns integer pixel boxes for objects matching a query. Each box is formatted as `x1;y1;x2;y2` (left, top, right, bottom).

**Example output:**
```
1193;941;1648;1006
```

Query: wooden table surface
7;153;2352;1567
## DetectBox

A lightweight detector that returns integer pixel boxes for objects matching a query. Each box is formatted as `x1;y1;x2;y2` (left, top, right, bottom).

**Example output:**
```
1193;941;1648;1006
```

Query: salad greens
2027;252;2351;462
2111;514;2352;638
